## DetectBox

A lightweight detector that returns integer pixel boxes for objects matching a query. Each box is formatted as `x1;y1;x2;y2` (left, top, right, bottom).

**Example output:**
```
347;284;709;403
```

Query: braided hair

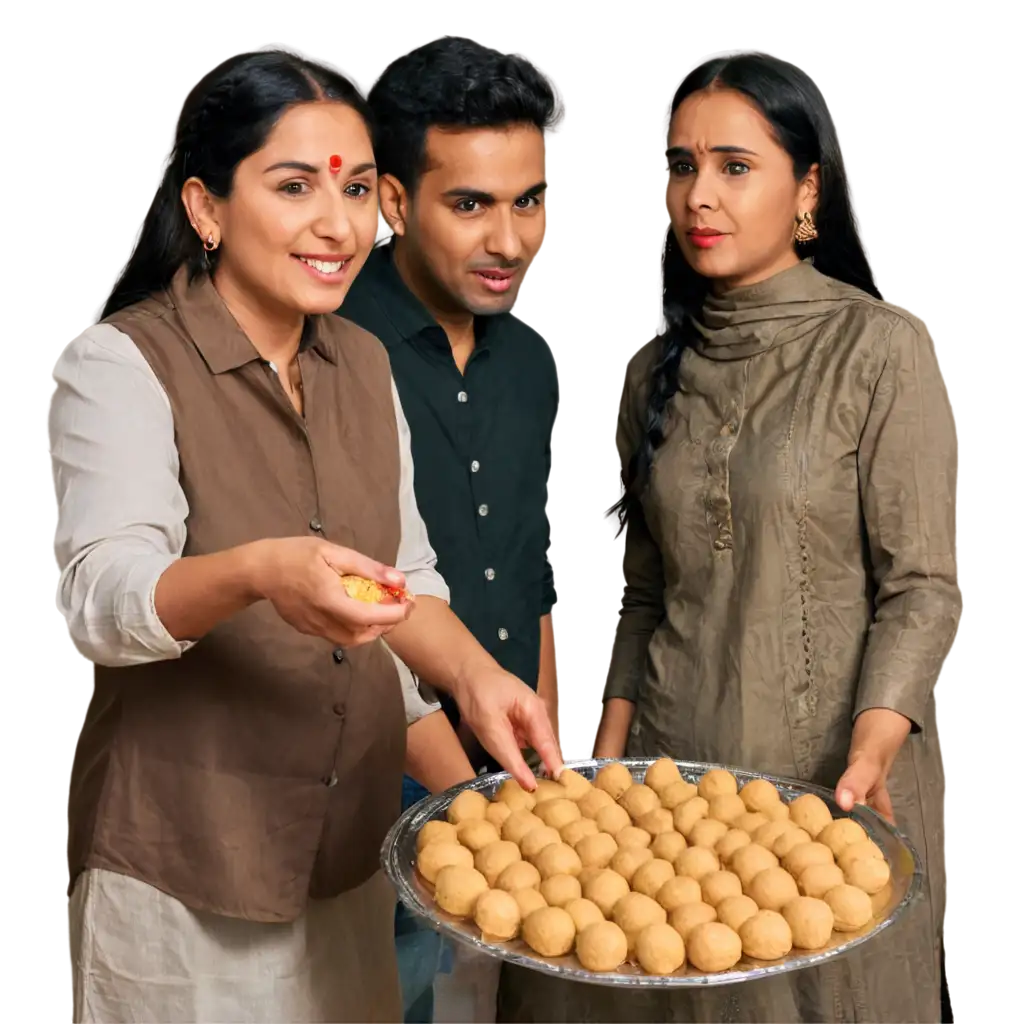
102;50;372;318
611;52;881;530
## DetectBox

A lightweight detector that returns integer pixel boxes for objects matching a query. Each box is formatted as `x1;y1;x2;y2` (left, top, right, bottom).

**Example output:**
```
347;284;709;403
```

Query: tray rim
381;756;924;988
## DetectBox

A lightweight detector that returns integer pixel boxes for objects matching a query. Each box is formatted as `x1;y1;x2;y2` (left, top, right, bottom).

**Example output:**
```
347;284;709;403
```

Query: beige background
0;6;1019;1015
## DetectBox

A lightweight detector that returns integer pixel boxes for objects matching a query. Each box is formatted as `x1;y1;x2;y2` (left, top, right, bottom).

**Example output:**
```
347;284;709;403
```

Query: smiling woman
102;52;380;324
49;47;560;1024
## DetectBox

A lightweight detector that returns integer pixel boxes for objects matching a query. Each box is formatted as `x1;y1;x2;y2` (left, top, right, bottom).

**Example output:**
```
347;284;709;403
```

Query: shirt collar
169;265;337;374
358;238;507;349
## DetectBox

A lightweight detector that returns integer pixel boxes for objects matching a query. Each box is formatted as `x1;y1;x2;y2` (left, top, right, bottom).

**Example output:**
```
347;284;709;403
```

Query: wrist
849;708;911;768
238;539;278;603
449;649;500;705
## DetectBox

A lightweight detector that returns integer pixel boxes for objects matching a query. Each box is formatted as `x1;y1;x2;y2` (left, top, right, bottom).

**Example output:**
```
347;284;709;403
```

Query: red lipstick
687;227;727;250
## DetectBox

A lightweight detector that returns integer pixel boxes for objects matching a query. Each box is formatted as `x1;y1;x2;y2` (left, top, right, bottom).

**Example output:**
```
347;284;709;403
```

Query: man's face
395;124;547;316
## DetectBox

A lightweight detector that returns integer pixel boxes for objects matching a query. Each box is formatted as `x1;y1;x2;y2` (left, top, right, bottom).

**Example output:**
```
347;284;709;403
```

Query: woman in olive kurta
497;54;959;1024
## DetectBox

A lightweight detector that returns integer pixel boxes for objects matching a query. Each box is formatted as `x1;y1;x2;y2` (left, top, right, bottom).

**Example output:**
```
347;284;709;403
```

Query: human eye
668;161;695;177
344;182;371;198
279;180;312;196
514;194;542;209
724;161;750;176
454;198;479;213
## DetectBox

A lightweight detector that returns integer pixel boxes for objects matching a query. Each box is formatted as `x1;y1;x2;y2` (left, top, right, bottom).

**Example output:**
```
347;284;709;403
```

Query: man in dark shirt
339;36;562;1024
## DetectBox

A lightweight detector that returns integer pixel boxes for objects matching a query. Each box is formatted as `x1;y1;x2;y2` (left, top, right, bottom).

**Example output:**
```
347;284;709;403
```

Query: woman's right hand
251;537;413;647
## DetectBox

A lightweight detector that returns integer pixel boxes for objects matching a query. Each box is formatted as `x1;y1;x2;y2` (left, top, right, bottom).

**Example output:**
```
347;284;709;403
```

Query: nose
484;208;523;264
313;185;356;244
686;165;718;213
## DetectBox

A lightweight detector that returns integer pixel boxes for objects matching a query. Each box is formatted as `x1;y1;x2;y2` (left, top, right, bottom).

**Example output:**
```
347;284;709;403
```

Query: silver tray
381;758;922;988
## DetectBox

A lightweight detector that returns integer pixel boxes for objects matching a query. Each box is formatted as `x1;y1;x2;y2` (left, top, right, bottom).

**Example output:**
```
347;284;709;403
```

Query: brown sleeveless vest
66;267;405;922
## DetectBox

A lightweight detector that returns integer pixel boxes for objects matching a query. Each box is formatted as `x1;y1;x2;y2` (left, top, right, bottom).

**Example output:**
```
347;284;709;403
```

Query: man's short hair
368;36;562;191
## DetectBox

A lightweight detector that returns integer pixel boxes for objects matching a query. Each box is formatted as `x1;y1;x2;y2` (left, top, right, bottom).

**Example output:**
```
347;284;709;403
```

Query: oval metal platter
381;758;922;988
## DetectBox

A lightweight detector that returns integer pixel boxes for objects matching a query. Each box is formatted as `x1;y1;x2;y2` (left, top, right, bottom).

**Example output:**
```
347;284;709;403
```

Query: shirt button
332;648;345;664
470;460;480;473
485;568;496;581
457;391;469;403
323;770;338;788
478;504;489;517
498;628;509;641
309;516;323;533
332;702;345;718
713;539;727;551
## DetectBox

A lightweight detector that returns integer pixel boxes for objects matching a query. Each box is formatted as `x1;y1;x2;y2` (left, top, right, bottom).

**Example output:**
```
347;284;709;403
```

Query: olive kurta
498;260;960;1023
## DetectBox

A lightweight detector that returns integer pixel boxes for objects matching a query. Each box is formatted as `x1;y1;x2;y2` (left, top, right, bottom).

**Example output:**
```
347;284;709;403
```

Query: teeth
299;257;344;273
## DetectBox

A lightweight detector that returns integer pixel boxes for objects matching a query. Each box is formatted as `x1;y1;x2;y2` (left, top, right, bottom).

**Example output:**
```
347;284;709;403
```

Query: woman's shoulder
318;314;398;401
51;323;172;438
54;321;162;383
623;335;666;389
320;311;391;362
810;275;946;401
816;272;932;346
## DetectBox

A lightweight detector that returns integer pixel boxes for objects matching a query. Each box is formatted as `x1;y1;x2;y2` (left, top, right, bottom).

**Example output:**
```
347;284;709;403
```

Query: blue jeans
395;776;452;1023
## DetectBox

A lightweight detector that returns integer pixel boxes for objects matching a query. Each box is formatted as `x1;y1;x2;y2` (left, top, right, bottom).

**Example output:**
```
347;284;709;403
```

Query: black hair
101;49;372;319
611;51;881;530
367;35;562;191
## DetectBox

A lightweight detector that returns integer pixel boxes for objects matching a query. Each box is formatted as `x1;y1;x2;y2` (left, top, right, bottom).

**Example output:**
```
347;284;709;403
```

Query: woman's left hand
834;708;912;824
835;751;895;822
453;667;563;791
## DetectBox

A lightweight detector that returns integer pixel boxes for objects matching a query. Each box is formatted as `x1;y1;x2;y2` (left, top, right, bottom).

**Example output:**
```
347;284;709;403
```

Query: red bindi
328;154;343;174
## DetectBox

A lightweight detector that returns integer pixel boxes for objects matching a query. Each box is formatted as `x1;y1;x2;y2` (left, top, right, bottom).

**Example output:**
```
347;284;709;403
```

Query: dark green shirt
339;242;558;716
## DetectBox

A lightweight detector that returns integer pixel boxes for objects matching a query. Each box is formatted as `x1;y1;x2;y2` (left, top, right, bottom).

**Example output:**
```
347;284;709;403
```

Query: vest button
333;702;345;718
309;516;323;533
332;648;345;664
323;770;338;788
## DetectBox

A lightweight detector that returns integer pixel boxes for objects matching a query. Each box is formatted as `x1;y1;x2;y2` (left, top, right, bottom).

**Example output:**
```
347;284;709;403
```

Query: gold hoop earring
794;212;818;244
203;233;219;252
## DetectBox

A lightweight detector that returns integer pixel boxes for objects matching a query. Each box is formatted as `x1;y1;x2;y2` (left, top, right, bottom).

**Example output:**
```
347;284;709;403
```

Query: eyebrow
441;180;548;204
264;160;377;175
666;145;760;161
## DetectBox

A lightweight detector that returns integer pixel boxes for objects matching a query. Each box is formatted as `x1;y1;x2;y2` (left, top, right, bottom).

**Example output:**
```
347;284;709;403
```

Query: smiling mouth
294;255;352;274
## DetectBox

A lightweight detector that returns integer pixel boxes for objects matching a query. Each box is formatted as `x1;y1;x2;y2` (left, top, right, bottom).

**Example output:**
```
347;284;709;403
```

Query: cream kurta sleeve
603;347;667;704
388;380;443;723
49;323;444;723
853;314;962;730
50;324;194;667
